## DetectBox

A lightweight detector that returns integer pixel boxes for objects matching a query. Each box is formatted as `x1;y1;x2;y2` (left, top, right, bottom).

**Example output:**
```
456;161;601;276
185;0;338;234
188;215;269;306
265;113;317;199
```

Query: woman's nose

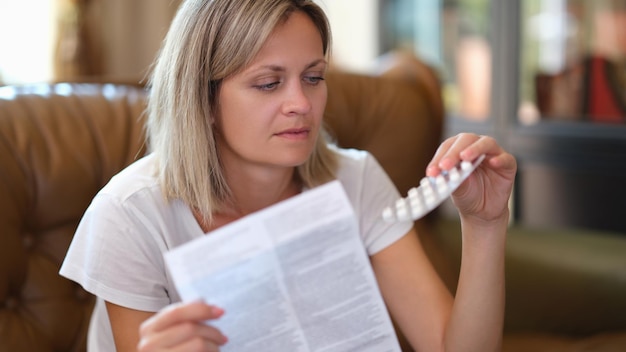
282;82;312;116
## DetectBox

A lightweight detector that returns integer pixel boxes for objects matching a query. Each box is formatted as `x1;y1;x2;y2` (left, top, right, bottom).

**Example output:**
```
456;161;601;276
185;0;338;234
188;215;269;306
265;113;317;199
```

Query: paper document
164;180;402;352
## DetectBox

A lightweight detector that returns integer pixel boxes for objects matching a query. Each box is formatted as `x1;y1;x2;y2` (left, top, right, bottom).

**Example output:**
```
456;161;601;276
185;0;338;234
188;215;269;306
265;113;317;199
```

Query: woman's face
216;11;327;173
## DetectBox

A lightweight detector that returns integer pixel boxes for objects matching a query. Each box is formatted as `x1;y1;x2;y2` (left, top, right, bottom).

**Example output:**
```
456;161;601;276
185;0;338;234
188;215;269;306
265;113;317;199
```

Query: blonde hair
147;0;337;223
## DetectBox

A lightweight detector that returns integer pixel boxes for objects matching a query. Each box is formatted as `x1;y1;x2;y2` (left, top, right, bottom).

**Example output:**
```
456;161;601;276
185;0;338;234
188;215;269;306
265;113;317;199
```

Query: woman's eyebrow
249;59;327;74
304;59;327;69
254;65;285;73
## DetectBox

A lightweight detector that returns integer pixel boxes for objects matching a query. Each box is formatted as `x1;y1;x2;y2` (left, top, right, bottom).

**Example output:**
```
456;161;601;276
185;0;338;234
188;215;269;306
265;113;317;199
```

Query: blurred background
1;0;625;233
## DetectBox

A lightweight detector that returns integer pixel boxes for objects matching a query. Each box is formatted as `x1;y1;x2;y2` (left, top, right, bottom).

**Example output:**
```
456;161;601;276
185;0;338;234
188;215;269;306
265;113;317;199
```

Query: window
519;0;626;125
380;0;493;122
0;1;57;84
378;0;626;232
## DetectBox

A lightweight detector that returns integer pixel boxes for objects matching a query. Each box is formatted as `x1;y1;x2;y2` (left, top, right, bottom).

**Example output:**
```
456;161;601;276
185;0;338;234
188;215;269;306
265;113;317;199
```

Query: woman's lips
275;128;310;140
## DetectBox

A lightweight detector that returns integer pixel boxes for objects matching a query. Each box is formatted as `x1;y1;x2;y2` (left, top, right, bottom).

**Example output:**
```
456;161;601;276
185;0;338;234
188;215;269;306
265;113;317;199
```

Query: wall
98;0;181;82
0;0;377;84
0;0;57;84
98;0;380;80
315;0;380;73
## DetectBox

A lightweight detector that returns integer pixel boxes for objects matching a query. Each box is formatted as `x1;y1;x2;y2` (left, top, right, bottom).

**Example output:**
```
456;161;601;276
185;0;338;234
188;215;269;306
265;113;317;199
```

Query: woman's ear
210;110;222;136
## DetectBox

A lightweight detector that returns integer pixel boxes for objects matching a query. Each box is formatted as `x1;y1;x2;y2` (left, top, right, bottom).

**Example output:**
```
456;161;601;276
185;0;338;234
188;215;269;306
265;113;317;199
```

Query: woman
60;0;517;351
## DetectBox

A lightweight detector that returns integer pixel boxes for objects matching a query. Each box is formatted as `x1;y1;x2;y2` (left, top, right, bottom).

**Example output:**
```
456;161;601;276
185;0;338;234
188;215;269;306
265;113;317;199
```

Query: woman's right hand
137;300;228;352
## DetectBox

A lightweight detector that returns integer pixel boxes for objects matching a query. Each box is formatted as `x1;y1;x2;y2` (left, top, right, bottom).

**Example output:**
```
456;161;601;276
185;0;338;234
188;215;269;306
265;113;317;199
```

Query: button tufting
4;297;19;310
22;233;35;249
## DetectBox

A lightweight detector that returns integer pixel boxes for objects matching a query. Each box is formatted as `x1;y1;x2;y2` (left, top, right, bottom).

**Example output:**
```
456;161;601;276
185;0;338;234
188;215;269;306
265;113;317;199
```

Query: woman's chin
273;149;315;168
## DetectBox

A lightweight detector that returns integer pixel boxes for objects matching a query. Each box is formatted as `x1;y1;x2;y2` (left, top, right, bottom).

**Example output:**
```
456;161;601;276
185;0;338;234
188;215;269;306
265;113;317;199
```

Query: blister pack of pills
382;154;486;222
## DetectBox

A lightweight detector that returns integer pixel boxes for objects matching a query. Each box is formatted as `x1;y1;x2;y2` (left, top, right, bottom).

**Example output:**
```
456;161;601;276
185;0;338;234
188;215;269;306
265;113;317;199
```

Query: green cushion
432;218;626;336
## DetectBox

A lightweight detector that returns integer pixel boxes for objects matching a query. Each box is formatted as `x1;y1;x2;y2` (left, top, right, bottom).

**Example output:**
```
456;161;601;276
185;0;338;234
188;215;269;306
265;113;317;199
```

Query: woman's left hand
426;133;517;224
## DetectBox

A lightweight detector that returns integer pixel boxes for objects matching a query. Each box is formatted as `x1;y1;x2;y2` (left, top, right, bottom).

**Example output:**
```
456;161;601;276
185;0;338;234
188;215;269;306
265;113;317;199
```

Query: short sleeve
335;149;413;255
59;192;171;312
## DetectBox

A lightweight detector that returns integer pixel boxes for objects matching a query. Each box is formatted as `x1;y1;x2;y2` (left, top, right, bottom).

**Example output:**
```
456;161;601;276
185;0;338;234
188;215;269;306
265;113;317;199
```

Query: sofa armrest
431;218;626;336
504;225;626;335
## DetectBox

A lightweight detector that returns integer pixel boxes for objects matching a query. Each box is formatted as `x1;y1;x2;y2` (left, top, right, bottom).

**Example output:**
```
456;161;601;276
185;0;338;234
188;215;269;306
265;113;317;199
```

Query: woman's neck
193;165;301;233
221;163;301;217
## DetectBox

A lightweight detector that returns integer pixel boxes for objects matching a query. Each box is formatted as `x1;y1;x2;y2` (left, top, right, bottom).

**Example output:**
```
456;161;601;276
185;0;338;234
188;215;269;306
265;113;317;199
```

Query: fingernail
460;149;472;160
426;165;438;176
212;306;225;316
438;158;452;171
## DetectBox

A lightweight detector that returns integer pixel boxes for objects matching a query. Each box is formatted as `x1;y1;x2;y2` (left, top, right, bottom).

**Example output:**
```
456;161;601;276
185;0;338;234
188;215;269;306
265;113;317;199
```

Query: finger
173;338;222;352
138;321;227;351
487;151;517;175
165;336;222;352
426;135;457;175
458;135;501;162
427;133;481;176
140;301;225;335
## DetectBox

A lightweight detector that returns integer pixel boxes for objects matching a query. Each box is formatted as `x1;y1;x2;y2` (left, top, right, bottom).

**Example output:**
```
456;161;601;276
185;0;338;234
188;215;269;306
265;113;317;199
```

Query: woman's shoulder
330;146;385;183
98;153;161;203
331;145;382;170
330;145;374;164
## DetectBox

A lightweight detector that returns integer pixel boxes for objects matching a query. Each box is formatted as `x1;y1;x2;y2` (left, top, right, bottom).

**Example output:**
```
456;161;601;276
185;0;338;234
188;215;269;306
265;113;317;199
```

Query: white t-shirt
60;147;412;351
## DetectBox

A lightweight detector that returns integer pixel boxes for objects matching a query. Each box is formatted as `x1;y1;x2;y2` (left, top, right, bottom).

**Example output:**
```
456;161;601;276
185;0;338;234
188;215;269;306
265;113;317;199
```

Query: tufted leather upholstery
0;83;148;351
0;63;443;351
325;72;442;196
4;58;624;352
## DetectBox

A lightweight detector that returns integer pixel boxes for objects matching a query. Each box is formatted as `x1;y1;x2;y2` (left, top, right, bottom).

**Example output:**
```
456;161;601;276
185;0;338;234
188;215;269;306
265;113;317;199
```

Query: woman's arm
106;301;228;352
371;228;454;351
106;302;154;351
373;133;516;352
372;223;506;352
444;212;507;351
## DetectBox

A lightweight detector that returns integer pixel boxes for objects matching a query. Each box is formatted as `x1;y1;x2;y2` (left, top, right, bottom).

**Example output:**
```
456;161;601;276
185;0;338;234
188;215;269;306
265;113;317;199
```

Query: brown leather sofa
1;57;626;351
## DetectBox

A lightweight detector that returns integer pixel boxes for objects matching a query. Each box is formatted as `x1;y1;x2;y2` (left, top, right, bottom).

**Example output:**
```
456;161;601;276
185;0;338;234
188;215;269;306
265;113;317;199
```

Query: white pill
382;207;394;221
449;167;461;182
396;206;409;221
435;175;448;193
410;202;424;218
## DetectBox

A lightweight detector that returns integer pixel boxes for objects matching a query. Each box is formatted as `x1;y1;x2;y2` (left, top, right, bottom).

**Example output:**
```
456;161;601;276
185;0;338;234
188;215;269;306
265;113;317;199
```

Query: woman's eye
304;76;325;85
254;81;280;91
